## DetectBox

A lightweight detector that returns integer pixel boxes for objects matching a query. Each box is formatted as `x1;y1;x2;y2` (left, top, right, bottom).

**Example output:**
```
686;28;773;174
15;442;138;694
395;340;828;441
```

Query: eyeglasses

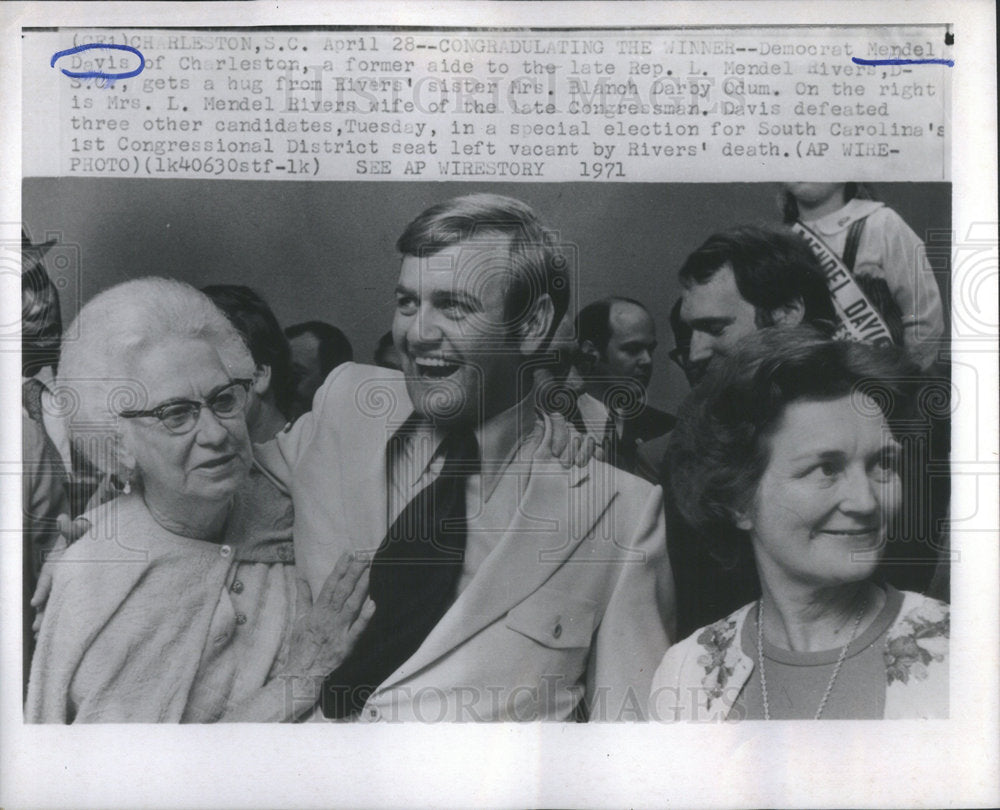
118;379;253;435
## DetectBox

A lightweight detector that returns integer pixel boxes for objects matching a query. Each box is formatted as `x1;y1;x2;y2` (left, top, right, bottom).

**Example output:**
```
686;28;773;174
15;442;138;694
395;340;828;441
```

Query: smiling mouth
413;357;463;379
197;455;237;470
818;527;879;537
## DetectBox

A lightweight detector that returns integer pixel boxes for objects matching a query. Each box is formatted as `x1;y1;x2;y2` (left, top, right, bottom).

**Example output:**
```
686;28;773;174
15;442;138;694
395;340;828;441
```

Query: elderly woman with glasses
649;327;948;721
27;278;374;723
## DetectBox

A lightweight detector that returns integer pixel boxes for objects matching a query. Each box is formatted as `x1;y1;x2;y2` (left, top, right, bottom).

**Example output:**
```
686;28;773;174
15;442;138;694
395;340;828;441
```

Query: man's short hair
678;225;837;327
395;193;570;345
285;320;354;374
201;284;295;417
575;297;648;354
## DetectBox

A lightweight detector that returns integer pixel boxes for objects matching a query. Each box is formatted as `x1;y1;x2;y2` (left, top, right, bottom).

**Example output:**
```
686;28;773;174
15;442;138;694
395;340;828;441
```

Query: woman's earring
122;477;132;495
734;510;753;532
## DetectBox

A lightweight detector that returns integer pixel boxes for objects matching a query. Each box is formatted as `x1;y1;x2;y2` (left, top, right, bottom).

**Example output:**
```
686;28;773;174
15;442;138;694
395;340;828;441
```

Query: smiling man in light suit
259;194;673;721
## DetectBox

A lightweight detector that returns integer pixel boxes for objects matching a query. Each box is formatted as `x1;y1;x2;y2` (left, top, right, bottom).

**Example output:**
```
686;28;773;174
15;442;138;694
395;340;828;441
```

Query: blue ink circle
50;43;145;80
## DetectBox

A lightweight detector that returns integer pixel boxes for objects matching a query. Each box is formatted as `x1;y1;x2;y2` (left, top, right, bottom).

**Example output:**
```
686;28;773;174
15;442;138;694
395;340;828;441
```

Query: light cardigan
649;589;949;721
26;466;297;723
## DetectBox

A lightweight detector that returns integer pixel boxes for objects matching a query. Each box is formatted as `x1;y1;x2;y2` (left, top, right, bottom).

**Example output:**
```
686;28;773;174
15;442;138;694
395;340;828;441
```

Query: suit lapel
378;456;617;690
340;375;415;556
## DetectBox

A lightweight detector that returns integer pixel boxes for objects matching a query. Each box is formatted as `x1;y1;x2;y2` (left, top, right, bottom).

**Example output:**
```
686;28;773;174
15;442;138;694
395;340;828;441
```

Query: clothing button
235;612;247;625
368;706;381;721
220;545;232;558
231;580;244;594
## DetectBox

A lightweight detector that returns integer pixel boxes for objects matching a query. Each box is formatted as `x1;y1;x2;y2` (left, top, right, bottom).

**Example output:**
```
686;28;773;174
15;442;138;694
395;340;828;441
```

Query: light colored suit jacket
257;362;673;721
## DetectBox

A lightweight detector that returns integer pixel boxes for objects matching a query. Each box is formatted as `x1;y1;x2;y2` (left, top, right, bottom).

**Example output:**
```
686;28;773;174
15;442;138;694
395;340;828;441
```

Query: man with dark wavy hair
675;224;836;386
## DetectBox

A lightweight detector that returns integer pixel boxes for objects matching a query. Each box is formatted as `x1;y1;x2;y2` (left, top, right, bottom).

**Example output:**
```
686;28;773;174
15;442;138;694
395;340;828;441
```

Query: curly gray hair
56;277;255;473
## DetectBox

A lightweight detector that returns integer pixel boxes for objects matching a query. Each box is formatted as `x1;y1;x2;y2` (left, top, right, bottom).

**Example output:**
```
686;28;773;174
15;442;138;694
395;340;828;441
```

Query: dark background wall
23;179;950;413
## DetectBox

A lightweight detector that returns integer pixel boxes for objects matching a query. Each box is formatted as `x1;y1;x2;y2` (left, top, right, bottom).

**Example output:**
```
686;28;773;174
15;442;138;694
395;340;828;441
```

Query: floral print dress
649;589;949;721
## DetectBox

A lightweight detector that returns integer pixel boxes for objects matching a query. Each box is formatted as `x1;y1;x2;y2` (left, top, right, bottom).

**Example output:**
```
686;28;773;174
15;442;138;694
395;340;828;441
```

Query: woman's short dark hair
666;326;919;564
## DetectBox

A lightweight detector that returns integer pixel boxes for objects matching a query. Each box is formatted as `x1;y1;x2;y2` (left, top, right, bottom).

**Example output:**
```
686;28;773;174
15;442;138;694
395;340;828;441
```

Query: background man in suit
259;194;673;721
573;297;674;483
284;320;354;418
201;284;296;442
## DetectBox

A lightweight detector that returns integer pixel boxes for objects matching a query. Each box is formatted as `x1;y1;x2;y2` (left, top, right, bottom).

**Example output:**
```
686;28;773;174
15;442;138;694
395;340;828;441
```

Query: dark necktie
617;417;639;473
322;428;479;719
605;412;642;474
603;414;619;468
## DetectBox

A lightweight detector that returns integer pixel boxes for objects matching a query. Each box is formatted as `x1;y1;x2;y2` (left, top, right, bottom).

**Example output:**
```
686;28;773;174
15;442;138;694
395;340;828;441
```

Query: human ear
769;296;805;327
518;294;555;355
730;498;754;532
252;364;272;396
578;339;602;372
115;430;137;479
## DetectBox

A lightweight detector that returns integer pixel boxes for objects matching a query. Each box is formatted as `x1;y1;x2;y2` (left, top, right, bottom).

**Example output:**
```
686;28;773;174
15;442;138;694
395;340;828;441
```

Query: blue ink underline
853;57;954;67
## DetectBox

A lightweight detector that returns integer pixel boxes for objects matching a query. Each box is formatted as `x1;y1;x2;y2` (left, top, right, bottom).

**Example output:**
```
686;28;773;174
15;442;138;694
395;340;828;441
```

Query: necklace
757;592;868;720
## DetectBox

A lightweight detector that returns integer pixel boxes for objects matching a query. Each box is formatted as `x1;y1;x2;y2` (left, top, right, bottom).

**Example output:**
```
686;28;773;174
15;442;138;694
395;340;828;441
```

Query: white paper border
2;3;996;809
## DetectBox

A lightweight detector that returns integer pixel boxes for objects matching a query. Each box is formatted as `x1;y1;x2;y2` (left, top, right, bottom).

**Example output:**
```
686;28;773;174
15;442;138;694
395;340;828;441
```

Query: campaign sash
792;220;895;347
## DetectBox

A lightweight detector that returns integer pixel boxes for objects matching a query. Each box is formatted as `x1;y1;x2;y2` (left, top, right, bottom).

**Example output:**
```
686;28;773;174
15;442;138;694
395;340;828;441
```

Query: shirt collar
576;391;609;432
476;392;537;470
806;198;884;236
391;394;539;485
